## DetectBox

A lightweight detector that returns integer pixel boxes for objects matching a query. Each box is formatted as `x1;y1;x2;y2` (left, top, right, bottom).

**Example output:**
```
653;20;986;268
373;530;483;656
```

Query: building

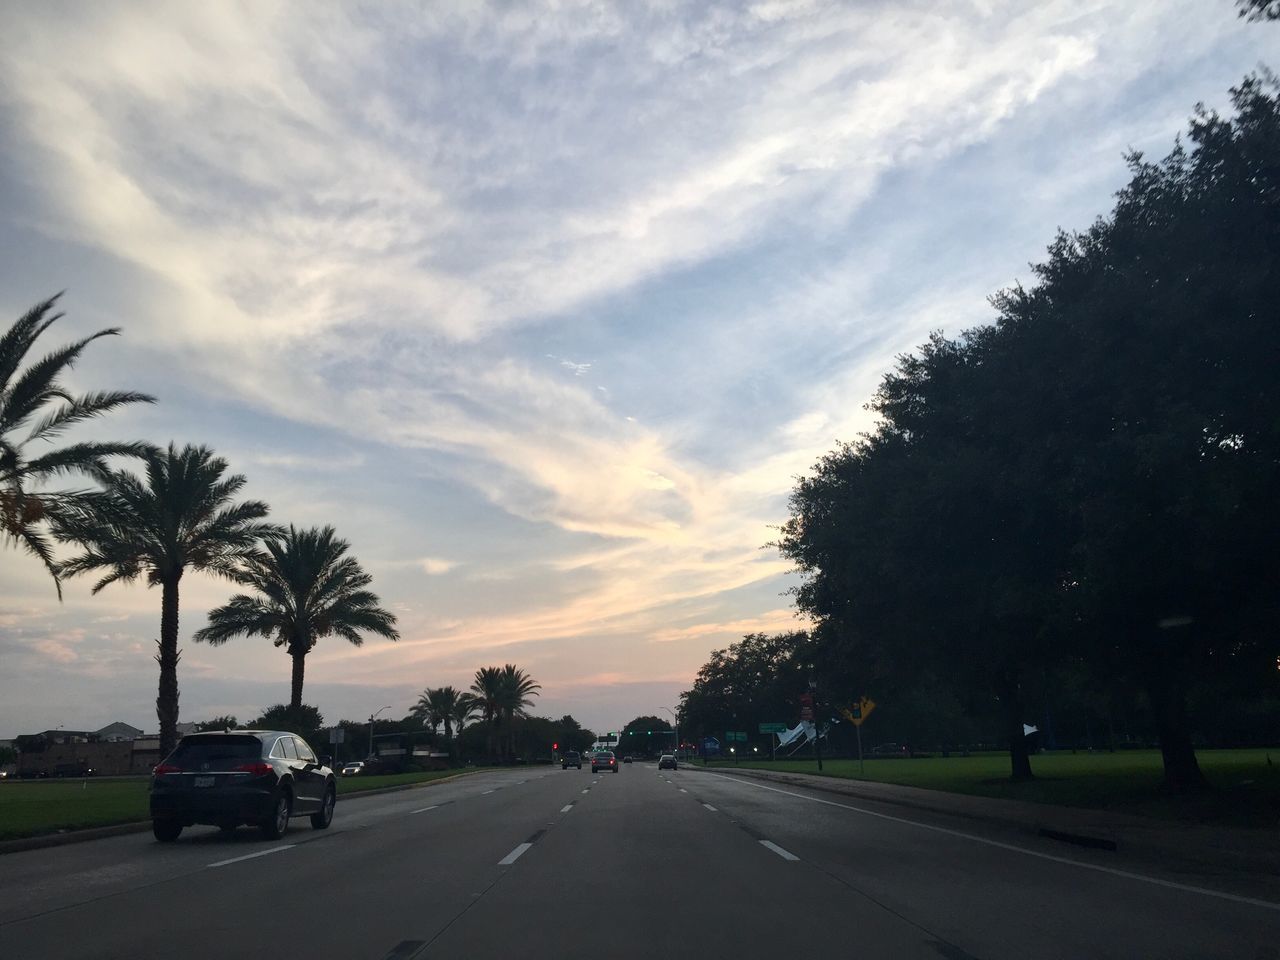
94;722;144;741
14;723;162;777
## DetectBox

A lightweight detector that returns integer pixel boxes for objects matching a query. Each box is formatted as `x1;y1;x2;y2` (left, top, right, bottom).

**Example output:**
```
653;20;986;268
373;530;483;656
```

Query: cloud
418;557;458;576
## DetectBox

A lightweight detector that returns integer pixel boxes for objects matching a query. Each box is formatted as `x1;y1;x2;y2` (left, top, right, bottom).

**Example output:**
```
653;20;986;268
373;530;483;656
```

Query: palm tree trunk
444;718;453;739
290;649;306;709
156;577;182;758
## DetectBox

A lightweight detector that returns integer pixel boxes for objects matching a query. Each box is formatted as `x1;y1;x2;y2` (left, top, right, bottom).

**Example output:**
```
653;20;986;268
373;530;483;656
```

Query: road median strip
0;769;482;856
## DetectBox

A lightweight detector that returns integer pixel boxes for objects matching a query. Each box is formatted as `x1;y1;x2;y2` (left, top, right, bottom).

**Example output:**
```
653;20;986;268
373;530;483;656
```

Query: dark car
561;750;582;769
658;754;678;770
623;755;633;763
150;730;336;842
591;751;619;773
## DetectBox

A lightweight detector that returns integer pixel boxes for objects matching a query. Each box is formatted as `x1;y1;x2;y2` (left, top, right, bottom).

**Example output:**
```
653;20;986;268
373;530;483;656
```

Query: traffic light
553;742;558;750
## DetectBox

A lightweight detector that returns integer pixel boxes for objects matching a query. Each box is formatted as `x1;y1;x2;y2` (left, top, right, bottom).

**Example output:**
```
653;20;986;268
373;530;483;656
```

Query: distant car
623;755;633;763
871;743;910;758
561;750;582;769
150;730;336;842
592;751;619;773
658;754;678;770
340;761;366;776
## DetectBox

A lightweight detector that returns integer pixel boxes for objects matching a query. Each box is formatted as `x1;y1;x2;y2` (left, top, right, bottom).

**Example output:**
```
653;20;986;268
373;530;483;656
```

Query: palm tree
470;667;505;757
427;686;469;739
411;689;442;735
451;692;479;735
52;443;275;756
1;294;154;593
497;664;540;757
193;525;399;710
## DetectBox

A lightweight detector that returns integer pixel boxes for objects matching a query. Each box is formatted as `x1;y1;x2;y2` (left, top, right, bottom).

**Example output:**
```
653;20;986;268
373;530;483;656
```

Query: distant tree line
183;663;593;768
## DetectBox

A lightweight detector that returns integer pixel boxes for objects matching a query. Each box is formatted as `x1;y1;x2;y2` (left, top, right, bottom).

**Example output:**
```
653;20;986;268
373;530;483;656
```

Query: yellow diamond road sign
845;697;876;726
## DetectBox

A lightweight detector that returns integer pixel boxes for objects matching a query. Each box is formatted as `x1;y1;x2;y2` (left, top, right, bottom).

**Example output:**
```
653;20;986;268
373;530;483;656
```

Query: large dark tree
53;443;275;756
0;295;154;593
193;525;399;709
778;76;1280;791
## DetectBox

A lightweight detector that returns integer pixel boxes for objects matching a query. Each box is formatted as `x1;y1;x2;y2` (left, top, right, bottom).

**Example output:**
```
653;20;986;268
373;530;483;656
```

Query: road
1;763;1276;959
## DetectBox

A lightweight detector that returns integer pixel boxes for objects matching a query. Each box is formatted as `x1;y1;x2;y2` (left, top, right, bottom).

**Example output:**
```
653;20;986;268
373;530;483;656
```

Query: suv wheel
310;785;335;830
260;790;291;840
152;818;182;842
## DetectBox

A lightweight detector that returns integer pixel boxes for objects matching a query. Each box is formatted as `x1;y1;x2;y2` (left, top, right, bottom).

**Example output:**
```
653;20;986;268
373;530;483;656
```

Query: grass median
0;768;472;841
702;748;1280;826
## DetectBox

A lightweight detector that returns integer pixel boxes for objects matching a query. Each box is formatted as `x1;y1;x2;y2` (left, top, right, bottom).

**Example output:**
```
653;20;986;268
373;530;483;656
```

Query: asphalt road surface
2;763;1277;959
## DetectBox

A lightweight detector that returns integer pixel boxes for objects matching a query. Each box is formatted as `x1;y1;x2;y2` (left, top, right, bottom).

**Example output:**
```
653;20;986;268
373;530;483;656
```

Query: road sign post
839;697;877;775
329;726;345;767
759;722;785;762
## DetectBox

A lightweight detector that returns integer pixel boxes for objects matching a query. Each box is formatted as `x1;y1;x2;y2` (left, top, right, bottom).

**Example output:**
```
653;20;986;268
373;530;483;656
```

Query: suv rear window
170;735;262;770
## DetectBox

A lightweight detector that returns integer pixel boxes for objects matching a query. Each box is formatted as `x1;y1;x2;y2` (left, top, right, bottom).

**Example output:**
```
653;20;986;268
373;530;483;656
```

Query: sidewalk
685;764;1280;879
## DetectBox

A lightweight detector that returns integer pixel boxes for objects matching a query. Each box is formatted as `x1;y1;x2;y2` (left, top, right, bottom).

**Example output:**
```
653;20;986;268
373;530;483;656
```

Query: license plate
194;776;215;788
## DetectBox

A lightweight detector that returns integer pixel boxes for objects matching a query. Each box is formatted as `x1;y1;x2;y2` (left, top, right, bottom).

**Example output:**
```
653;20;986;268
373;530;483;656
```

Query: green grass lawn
0;769;473;841
705;748;1280;826
0;779;151;841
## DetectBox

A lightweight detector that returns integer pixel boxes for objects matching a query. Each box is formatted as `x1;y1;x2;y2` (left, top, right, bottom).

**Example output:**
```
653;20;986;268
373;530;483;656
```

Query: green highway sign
727;731;748;741
758;722;787;734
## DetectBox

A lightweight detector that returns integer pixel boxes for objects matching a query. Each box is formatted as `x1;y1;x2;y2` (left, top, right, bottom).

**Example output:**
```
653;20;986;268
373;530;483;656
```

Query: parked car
340;760;366;776
658;754;678;770
561;750;582;769
871;742;910;758
591;751;619;773
150;730;336;842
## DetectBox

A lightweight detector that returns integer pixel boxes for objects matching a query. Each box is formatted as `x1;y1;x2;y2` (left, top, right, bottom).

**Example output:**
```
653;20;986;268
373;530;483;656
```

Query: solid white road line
561;804;574;813
760;840;800;861
702;802;718;812
498;842;532;865
208;845;295;868
411;805;438;814
703;772;1280;912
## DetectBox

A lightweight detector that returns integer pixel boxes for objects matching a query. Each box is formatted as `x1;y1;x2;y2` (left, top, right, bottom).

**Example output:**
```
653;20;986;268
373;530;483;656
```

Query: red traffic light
553;742;559;750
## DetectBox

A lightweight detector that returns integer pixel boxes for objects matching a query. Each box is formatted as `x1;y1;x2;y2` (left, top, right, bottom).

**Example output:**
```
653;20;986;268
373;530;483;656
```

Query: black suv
561;750;581;769
150;730;336;842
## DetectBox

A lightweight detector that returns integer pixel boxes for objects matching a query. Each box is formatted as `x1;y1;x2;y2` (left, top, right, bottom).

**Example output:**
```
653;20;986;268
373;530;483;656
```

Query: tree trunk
1147;673;1209;793
156;577;182;758
1001;674;1034;782
444;718;453;739
290;649;306;709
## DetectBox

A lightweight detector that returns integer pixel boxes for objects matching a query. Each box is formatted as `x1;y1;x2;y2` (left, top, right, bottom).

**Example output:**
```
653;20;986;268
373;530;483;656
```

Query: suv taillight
153;763;181;775
235;762;273;776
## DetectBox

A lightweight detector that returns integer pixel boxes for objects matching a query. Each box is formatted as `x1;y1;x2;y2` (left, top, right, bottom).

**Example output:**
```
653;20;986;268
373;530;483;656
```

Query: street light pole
662;707;678;761
368;705;391;761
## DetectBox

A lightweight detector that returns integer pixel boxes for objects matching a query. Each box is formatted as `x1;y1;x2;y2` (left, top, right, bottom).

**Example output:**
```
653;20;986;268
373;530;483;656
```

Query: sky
0;1;1271;740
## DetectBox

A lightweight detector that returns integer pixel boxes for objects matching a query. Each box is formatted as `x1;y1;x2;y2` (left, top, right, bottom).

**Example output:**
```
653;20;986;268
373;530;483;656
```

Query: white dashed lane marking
498;843;532;865
411;805;438;814
561;804;574;813
208;845;295;868
702;803;718;812
760;840;800;861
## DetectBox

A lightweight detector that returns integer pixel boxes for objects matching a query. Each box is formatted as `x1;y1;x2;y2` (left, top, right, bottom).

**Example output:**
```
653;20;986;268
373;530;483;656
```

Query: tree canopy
776;75;1280;790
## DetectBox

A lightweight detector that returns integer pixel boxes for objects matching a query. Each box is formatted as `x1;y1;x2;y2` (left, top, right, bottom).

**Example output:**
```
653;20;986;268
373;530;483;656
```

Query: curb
0;769;480;856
